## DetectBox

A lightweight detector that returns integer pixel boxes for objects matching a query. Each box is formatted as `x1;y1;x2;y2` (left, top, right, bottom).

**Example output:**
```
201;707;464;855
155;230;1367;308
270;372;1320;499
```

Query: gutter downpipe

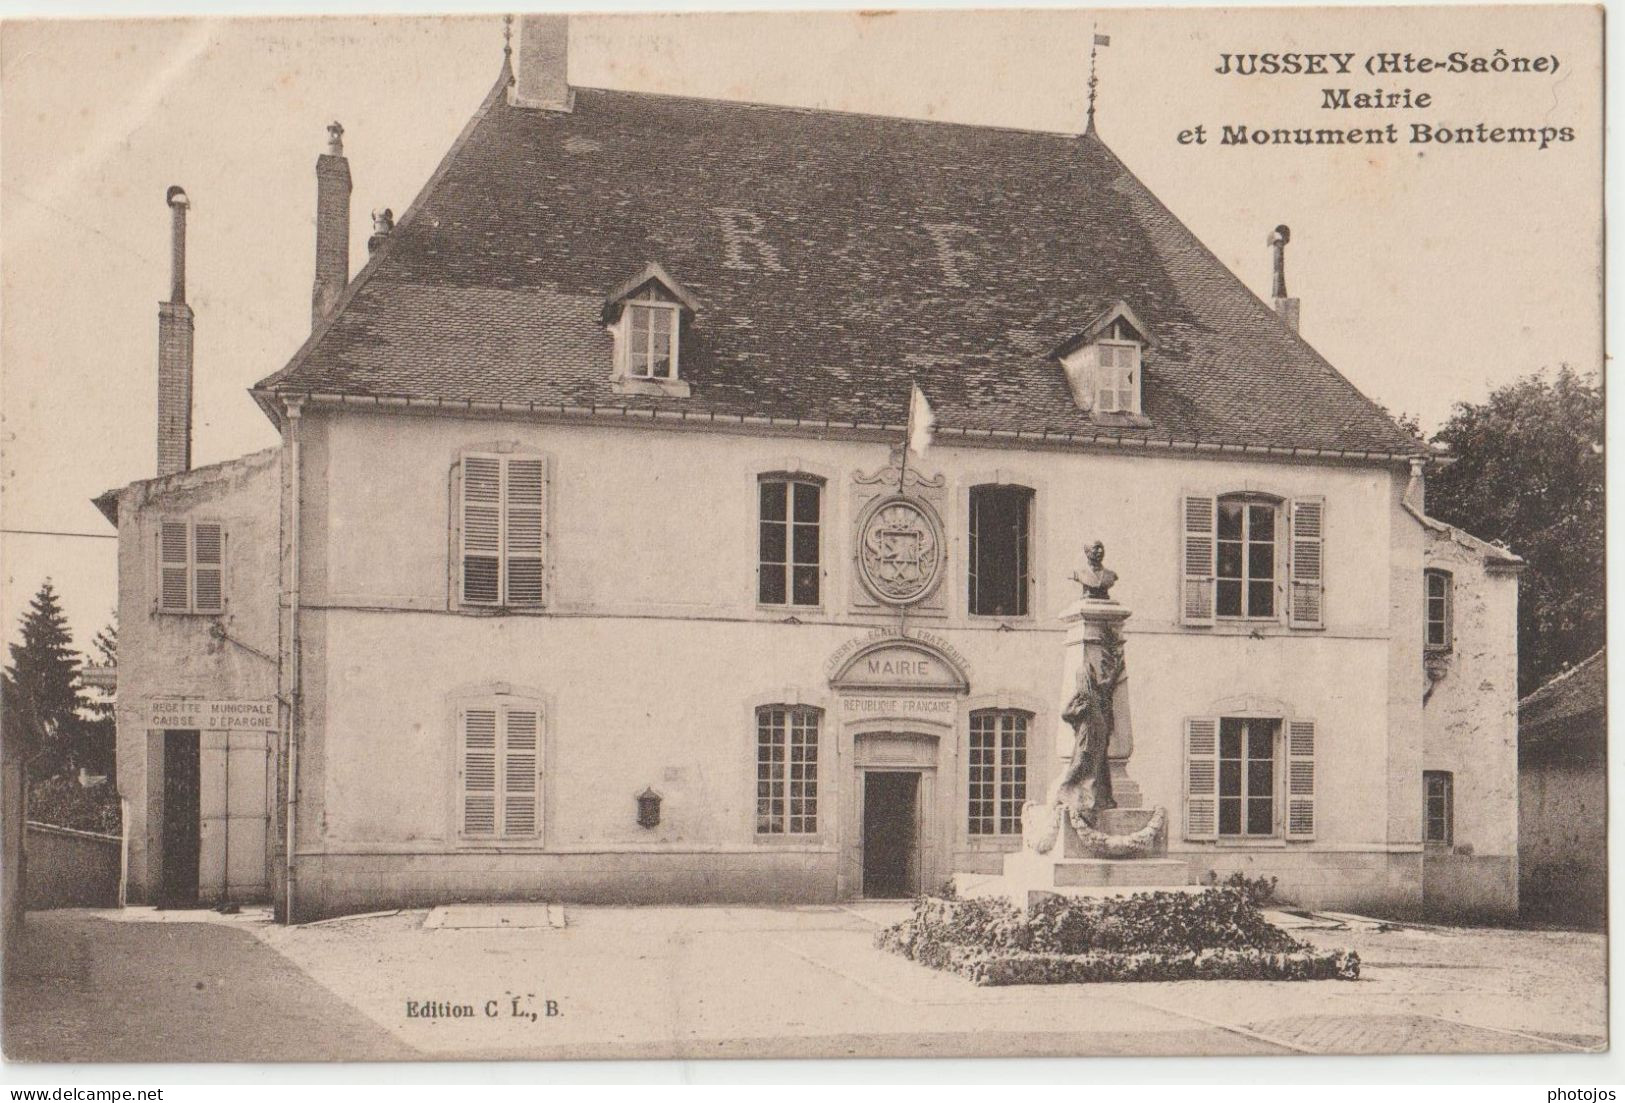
284;397;304;923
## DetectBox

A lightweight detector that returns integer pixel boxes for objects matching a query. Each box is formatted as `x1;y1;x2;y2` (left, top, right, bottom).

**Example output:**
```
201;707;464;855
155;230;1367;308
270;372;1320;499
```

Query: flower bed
875;888;1359;985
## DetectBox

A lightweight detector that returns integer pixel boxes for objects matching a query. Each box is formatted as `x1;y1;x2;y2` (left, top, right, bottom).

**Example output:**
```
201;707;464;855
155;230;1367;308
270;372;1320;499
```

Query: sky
0;6;1604;654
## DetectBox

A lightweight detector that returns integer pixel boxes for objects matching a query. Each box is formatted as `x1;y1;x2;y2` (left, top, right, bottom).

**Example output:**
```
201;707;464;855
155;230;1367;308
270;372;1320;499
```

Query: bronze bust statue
1071;540;1117;601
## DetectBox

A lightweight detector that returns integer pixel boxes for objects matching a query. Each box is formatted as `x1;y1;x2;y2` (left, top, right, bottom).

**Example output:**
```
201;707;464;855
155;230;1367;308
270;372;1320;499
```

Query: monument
963;541;1191;904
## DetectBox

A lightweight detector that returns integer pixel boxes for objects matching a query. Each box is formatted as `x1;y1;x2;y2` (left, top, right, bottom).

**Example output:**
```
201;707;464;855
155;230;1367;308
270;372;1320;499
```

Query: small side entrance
158;729;200;908
862;771;920;898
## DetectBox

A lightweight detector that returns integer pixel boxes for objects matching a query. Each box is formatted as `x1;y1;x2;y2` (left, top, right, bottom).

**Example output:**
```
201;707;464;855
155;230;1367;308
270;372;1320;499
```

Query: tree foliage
1;580;113;779
3;580;86;779
1425;367;1604;696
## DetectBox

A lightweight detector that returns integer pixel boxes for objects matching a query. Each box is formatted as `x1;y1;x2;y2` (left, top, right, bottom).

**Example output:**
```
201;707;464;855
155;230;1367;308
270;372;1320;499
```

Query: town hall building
96;16;1523;922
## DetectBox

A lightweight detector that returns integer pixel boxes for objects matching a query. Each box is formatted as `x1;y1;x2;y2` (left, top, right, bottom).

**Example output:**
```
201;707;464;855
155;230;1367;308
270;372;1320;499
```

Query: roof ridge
569;83;1087;141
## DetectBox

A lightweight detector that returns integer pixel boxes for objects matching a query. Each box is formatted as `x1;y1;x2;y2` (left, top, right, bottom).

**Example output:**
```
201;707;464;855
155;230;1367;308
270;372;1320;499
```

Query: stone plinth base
962;810;1191;909
958;852;1194;909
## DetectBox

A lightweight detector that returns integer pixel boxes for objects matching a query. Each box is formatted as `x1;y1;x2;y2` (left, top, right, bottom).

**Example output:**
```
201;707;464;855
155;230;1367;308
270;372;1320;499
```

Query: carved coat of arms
857;497;943;605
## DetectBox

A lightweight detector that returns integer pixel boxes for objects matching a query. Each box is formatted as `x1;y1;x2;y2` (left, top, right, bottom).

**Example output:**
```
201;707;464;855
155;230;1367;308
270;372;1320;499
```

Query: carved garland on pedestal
1021;803;1167;858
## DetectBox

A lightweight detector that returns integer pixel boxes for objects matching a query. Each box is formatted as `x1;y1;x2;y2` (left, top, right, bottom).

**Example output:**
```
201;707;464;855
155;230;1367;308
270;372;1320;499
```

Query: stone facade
242;407;1515;919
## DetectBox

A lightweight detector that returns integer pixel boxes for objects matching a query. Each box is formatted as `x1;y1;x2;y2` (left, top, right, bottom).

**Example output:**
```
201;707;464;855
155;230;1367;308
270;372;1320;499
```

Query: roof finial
503;14;514;66
1086;28;1110;133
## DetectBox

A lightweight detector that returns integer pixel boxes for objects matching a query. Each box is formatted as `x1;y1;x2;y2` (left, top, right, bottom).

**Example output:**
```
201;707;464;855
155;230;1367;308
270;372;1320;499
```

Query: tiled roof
256;69;1421;459
1520;648;1606;744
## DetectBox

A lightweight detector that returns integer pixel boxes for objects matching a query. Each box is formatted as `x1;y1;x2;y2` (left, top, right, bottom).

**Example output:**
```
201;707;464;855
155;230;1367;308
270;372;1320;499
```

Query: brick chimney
312;121;351;326
156;186;193;477
511;15;573;112
1267;224;1301;333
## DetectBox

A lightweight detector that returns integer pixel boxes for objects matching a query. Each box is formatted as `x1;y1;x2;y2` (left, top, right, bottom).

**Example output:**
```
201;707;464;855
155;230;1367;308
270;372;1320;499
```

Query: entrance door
159;729;200;908
862;771;920;898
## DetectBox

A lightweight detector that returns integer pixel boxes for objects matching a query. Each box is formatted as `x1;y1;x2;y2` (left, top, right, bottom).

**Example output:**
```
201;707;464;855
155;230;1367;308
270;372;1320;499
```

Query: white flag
907;383;936;459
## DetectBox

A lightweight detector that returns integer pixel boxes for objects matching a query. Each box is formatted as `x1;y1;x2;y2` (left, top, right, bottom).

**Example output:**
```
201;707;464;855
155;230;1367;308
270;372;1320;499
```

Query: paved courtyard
2;903;1608;1062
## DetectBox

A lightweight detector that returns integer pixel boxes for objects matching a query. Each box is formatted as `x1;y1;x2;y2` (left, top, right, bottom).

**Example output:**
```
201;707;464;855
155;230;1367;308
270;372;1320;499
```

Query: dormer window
1094;341;1141;414
1054;300;1153;423
625;297;679;380
604;261;699;398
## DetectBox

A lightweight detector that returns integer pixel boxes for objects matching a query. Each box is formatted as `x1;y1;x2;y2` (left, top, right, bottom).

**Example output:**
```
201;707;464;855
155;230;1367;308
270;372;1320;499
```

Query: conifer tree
3;579;87;779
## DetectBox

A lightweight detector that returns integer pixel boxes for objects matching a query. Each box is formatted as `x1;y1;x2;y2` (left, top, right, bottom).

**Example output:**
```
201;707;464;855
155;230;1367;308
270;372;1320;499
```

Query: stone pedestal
967;814;1191;907
1054;598;1140;808
964;593;1190;907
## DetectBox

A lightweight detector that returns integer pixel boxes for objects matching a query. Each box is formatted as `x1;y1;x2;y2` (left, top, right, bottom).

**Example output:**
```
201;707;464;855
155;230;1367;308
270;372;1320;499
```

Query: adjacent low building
1518;649;1606;927
99;15;1522;922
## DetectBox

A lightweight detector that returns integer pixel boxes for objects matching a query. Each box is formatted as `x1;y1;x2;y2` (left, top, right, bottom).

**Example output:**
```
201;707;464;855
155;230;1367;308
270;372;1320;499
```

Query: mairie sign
828;637;969;693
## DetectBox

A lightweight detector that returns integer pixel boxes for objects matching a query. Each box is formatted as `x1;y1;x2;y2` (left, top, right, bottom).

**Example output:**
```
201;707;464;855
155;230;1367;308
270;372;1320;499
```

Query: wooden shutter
1180;495;1216;625
461;708;498;836
1289;497;1325;629
1286;719;1316;839
461;456;502;605
967;492;980;613
192;522;224;613
1183;717;1219;840
159;521;190;612
502;707;540;836
504;458;546;606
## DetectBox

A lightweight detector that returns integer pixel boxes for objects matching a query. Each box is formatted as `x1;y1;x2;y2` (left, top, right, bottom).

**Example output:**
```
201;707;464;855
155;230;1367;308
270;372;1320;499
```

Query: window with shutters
755;706;820;835
758;476;822;607
458;699;543;841
1184;714;1315;842
1219;717;1278;837
968;710;1028;836
1425;569;1453;652
969;485;1033;617
157;519;225;615
1180;493;1324;628
1217;497;1277;619
1423;770;1453;845
457;451;547;609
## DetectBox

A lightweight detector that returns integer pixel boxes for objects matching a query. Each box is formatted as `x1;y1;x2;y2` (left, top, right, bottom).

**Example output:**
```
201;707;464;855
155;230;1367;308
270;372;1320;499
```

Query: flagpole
898;384;913;498
898;385;915;636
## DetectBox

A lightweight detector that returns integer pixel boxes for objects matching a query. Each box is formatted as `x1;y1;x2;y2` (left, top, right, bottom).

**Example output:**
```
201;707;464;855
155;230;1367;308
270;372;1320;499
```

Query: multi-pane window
1425;570;1453;652
1095;342;1140;413
968;710;1028;835
759;478;820;606
756;707;819;834
460;454;546;607
158;519;224;614
968;485;1033;617
1216;497;1277;618
1218;717;1279;837
1424;770;1453;845
625;302;679;380
459;702;542;839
